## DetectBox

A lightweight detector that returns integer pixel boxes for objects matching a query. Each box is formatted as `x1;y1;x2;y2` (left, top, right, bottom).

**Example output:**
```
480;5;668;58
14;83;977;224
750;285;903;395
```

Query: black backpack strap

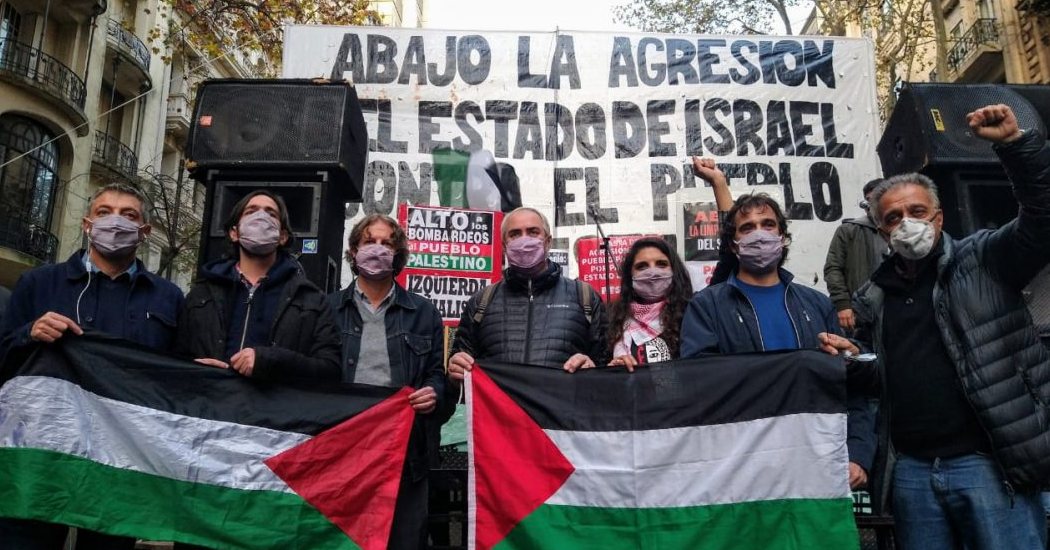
472;282;502;325
577;279;594;324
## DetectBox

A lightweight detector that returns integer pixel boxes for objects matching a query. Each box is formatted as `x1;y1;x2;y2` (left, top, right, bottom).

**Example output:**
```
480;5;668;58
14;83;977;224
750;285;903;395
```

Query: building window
0;2;21;44
0;114;60;230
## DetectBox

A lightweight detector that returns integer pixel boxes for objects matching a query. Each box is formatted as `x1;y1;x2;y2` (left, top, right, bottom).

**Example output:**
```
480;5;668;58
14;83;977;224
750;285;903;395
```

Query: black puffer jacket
177;256;342;382
853;130;1050;495
453;263;609;368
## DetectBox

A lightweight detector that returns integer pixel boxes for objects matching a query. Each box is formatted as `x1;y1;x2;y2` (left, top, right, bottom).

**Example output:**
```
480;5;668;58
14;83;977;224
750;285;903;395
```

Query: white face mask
889;217;937;260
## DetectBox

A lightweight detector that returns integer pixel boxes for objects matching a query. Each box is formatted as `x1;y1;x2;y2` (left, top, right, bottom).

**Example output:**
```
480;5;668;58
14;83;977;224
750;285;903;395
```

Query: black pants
0;518;136;550
390;465;429;550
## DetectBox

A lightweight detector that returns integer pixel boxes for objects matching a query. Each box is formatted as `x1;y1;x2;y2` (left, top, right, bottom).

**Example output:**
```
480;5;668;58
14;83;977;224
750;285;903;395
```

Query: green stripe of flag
496;498;860;550
0;448;357;550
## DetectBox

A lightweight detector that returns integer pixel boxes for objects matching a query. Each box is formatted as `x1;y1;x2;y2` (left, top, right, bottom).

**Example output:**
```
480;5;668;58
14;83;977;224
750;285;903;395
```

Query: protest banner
283;27;881;292
397;204;503;325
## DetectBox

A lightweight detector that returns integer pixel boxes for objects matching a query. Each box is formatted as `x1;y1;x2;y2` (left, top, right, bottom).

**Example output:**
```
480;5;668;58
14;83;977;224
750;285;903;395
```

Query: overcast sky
424;0;812;34
425;0;636;33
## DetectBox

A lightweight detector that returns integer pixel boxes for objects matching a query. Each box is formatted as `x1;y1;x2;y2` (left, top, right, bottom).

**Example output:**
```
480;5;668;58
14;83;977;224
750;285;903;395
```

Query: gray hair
869;173;940;227
500;207;551;241
87;183;150;223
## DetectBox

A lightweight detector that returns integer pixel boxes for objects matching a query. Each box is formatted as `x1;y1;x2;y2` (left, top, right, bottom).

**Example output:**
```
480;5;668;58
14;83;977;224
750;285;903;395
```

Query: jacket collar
340;279;416;310
503;261;562;292
844;214;879;230
64;249;154;285
727;266;795;290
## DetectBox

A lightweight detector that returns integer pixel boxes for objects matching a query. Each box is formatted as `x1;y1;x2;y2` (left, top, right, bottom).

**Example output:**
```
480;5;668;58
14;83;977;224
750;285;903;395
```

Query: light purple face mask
632;267;673;302
237;210;281;256
355;243;395;280
88;214;143;258
734;229;784;274
505;236;547;274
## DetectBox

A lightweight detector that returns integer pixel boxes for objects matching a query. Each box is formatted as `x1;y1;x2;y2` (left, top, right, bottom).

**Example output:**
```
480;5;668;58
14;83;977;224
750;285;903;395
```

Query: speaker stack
877;83;1050;334
185;79;368;294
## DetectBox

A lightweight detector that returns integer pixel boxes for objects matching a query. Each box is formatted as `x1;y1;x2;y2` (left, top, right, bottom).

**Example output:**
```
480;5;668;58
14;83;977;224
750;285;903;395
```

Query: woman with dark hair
607;237;693;370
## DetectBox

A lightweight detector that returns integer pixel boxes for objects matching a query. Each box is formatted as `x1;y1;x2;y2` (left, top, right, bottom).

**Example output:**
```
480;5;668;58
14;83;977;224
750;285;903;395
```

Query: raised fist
966;104;1023;144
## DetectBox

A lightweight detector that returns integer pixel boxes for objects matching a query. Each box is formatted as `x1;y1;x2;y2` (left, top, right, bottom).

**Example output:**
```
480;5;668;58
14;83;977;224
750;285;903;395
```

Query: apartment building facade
0;0;251;292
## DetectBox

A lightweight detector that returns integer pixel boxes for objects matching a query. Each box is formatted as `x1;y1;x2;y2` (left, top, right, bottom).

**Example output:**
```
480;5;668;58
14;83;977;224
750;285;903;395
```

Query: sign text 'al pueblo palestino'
283;27;882;290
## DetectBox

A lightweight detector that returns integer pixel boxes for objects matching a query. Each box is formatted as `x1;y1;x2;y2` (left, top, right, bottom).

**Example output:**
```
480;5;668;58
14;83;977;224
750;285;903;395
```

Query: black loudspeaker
878;83;1050;236
878;83;1050;333
186;79;368;201
877;83;1047;176
195;171;346;295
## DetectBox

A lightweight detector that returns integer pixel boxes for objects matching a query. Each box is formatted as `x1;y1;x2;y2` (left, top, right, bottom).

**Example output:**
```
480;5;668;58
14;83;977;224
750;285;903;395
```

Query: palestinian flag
0;336;414;550
433;146;521;212
466;351;859;550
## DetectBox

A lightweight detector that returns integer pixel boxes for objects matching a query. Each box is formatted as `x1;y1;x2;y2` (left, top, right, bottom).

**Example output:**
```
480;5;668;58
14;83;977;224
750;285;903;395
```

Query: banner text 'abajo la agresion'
282;27;882;290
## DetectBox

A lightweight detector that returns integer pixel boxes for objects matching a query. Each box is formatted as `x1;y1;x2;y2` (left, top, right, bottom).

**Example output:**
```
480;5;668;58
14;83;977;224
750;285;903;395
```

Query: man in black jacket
447;207;608;381
853;103;1050;550
176;190;340;382
327;214;449;550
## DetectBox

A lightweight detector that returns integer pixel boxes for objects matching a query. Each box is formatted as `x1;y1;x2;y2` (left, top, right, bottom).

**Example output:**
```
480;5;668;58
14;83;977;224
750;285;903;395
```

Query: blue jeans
893;453;1046;550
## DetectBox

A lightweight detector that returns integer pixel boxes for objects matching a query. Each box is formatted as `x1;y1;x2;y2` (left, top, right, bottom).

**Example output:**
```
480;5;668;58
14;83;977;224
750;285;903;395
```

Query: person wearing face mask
447;207;609;381
175;190;340;382
851;104;1050;550
823;178;891;333
679;193;877;493
0;183;183;550
607;237;693;370
325;214;450;550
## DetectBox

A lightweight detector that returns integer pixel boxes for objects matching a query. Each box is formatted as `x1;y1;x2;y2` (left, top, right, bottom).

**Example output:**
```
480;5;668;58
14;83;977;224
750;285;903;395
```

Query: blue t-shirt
735;280;798;351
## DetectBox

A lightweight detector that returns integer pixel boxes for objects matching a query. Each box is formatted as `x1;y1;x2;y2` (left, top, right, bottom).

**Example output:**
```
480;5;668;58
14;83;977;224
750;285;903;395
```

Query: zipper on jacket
736;290;765;351
524;279;534;364
783;286;802;348
239;286;258;351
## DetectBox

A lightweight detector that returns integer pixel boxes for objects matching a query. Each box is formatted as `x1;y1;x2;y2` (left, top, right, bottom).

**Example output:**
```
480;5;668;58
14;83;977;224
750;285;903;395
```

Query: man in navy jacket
680;193;877;491
0;182;183;550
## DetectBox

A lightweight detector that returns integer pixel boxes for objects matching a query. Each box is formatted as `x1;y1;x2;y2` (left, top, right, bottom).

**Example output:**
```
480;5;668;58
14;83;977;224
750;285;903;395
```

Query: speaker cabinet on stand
878;82;1050;334
185;79;368;293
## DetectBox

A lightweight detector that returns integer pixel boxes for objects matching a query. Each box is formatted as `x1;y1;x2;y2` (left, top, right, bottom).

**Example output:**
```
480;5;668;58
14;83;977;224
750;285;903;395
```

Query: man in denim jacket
327;214;449;550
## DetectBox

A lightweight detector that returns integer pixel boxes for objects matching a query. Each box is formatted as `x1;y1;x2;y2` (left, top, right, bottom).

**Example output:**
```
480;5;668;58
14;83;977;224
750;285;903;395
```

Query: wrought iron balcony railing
947;18;1001;74
0;38;86;114
0;216;59;264
107;18;151;73
93;131;139;180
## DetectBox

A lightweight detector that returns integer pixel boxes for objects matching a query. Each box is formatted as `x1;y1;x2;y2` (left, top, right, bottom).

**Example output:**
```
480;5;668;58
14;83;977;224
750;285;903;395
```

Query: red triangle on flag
265;386;415;550
470;367;575;550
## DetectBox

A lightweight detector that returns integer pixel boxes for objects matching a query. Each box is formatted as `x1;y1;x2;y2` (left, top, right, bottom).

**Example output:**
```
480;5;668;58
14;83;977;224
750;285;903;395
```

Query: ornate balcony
93;131;139;181
105;18;152;93
0;39;88;135
946;18;1005;82
166;92;192;140
0;216;59;265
